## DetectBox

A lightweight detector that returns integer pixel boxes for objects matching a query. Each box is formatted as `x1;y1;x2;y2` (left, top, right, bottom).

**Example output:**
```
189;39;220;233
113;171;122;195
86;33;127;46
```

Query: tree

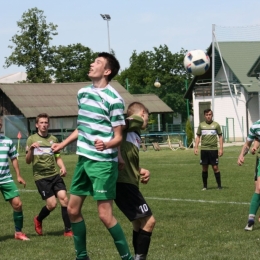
4;8;58;83
117;45;193;122
51;44;98;82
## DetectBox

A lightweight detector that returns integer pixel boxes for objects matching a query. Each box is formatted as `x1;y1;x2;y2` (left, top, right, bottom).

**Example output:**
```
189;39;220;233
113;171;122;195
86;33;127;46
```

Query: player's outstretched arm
140;168;150;184
237;140;252;166
52;129;78;152
251;139;260;155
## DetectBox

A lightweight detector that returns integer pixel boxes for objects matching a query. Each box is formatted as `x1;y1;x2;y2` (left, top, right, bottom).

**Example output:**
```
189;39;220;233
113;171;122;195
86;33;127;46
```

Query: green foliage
4;8;58;83
2;147;258;259
117;45;193;121
186;118;194;147
50;44;98;82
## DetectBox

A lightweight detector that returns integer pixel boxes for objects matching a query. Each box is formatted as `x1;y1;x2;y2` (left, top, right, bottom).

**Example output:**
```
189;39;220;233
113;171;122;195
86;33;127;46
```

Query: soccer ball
183;49;210;76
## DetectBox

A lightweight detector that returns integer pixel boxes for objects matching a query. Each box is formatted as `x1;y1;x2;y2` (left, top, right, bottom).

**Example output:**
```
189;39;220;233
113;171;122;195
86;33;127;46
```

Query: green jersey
118;115;144;187
0;135;18;184
196;121;222;150
247;120;260;158
26;133;60;181
76;84;125;162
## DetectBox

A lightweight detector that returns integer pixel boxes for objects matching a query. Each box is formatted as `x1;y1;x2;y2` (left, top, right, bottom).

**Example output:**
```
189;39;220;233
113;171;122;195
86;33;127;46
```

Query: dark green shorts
0;181;20;201
70;156;118;200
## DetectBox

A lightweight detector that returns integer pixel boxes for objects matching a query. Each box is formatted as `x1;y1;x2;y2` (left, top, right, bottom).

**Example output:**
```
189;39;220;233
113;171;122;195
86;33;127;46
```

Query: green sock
13;211;23;232
108;223;133;260
249;193;260;217
71;220;88;259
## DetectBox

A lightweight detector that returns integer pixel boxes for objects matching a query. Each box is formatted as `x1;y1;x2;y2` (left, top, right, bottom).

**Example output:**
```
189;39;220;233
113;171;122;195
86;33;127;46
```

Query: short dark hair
98;52;120;81
127;102;149;117
36;113;49;123
204;108;212;115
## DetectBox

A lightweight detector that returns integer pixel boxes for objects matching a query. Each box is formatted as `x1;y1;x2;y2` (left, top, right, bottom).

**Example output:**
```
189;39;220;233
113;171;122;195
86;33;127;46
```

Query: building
184;42;260;142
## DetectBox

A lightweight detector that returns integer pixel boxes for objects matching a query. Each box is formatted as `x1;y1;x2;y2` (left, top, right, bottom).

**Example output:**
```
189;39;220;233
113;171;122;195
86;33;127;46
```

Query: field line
146;197;250;205
19;190;250;205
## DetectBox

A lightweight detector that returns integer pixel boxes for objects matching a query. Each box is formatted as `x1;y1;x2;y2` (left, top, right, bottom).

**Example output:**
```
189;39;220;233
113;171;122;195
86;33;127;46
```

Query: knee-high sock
71;220;88;259
38;206;51;222
249;193;260;218
202;171;208;188
13;211;23;232
61;206;71;231
214;171;221;187
135;229;152;255
108;223;132;260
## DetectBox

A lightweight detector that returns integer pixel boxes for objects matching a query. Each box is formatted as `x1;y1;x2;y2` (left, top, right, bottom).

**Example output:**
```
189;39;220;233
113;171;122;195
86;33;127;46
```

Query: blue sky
1;0;260;77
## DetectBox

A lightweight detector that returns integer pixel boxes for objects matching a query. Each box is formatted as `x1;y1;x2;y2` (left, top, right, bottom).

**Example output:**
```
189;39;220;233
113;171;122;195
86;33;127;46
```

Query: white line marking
146;197;250;205
18;190;250;205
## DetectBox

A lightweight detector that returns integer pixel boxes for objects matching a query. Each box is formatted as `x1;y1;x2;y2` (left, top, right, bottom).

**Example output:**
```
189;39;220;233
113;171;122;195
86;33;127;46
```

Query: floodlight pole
100;14;111;53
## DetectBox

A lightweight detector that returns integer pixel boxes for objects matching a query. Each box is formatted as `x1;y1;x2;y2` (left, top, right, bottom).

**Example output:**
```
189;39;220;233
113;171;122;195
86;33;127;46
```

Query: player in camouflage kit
194;108;223;190
25;113;72;236
52;52;133;260
115;102;156;260
238;120;260;231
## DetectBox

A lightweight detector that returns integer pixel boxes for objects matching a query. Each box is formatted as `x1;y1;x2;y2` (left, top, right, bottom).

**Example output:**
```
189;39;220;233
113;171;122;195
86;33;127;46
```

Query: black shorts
114;182;152;222
200;150;219;166
35;174;67;200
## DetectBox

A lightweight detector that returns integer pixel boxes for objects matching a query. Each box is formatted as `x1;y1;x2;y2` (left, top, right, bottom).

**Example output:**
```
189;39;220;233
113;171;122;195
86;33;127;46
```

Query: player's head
127;102;149;129
97;52;120;82
204;108;213;123
36;113;49;124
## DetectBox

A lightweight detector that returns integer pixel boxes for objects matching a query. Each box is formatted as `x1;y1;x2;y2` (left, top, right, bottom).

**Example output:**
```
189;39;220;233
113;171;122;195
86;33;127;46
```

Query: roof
0;72;27;83
0;81;173;118
247;55;260;78
184;41;260;99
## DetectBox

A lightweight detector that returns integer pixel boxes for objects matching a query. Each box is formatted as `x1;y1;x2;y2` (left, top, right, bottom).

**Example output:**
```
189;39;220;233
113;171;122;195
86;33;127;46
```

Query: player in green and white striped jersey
238;119;260;231
52;52;133;260
0;119;29;240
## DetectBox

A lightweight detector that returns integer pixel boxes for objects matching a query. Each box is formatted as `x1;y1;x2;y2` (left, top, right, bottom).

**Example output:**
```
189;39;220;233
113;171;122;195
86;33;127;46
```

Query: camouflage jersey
196;120;222;150
117;115;144;187
26;133;60;181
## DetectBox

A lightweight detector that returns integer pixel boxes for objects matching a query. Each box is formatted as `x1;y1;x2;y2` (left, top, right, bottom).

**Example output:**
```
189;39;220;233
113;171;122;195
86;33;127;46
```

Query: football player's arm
194;135;201;155
95;125;123;151
252;139;260;154
218;134;224;157
237;140;253;166
52;129;78;152
55;155;67;177
25;140;40;164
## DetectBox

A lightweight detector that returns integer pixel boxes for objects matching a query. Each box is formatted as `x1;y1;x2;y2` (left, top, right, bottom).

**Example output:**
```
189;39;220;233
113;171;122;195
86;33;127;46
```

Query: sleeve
196;124;202;136
217;123;222;135
26;136;33;152
126;115;144;132
110;97;125;127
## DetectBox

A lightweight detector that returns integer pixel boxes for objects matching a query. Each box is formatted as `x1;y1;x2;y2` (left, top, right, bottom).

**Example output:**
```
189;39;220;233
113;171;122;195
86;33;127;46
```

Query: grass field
0;145;259;260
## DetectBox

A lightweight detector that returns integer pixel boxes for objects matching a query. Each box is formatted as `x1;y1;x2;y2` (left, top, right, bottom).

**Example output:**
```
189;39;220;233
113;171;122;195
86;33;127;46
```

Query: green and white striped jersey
0;135;18;184
196;121;222;150
248;120;260;141
76;84;125;162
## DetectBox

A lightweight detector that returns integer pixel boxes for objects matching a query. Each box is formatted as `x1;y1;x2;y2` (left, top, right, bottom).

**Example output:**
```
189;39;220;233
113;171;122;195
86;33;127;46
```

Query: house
0;80;173;148
184;42;260;142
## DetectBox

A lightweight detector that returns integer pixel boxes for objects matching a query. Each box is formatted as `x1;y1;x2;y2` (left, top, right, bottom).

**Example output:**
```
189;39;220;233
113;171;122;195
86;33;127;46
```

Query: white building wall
193;89;247;142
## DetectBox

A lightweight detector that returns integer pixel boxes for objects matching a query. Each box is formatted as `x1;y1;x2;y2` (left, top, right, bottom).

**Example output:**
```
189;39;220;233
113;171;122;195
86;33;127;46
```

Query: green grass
0;146;258;259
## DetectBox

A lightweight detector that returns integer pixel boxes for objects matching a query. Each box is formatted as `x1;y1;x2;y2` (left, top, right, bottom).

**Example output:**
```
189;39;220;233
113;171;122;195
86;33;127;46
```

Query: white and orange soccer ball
183;49;210;76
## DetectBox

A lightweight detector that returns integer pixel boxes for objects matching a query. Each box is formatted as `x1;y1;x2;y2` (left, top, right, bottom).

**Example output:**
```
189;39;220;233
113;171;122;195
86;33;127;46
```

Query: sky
1;0;260;77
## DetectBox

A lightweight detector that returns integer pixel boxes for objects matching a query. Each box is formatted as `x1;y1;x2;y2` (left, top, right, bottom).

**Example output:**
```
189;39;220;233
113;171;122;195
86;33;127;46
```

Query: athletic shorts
35;174;67;200
70;155;118;200
254;157;260;181
114;182;153;222
200;150;219;166
0;181;20;201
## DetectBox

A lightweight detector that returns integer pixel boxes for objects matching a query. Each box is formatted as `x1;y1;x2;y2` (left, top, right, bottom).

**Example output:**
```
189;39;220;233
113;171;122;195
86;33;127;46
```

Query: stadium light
100;14;111;53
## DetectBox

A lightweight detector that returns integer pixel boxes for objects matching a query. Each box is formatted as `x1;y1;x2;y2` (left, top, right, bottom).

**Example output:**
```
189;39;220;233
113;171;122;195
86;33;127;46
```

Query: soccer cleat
34;215;43;235
245;219;255;231
64;230;73;237
135;254;147;260
15;232;30;241
202;187;207;191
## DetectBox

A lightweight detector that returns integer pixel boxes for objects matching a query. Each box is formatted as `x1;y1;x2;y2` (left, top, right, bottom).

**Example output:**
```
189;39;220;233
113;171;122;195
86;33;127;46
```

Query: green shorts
0;181;20;201
70;156;118;200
